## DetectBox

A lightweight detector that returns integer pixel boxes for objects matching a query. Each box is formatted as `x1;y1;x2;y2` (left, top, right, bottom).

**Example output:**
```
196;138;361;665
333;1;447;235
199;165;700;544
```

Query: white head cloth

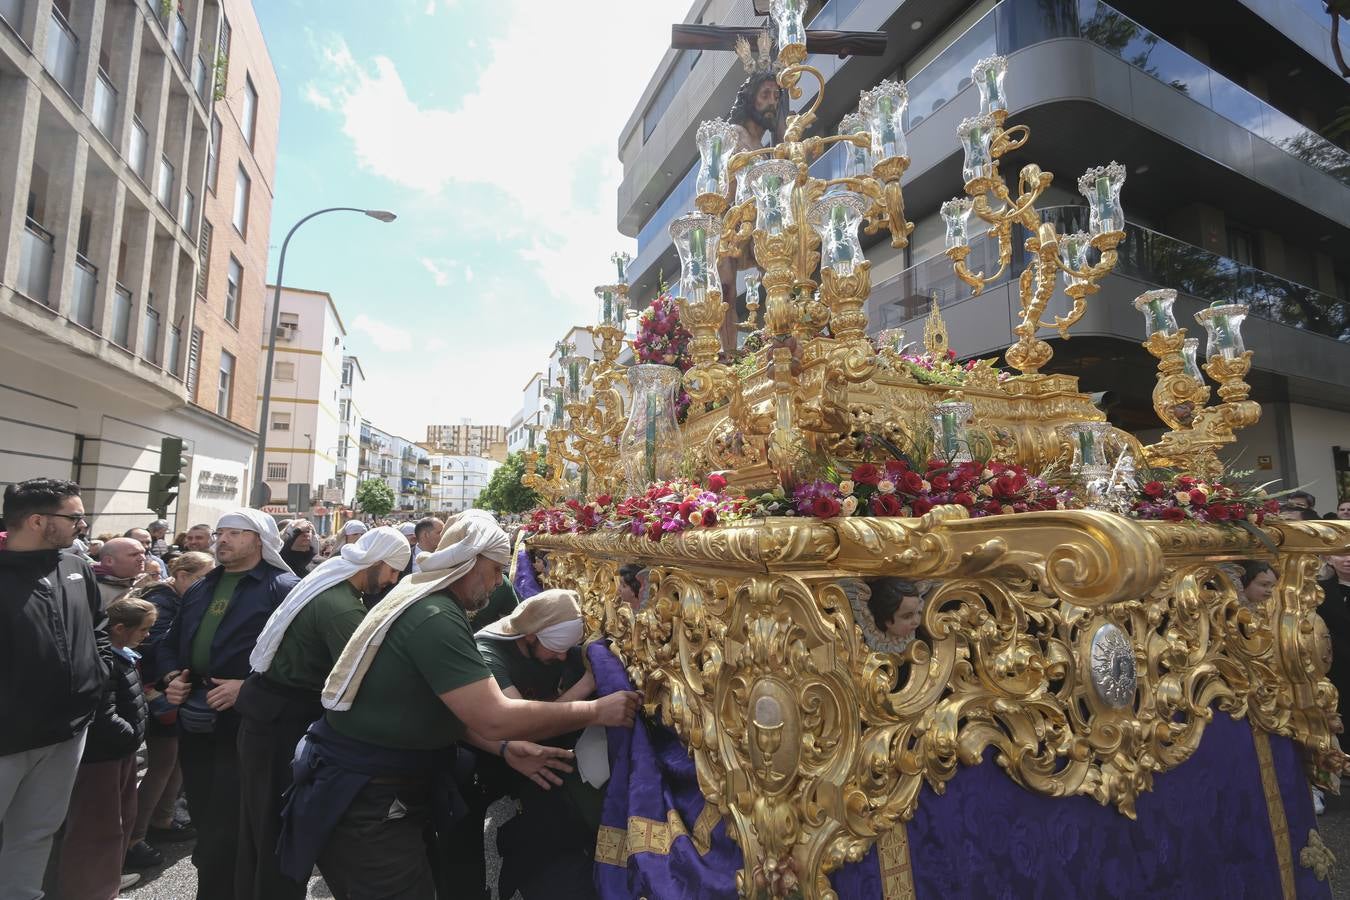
399;522;417;536
535;619;584;652
323;509;510;711
216;509;290;573
249;526;410;674
342;520;369;537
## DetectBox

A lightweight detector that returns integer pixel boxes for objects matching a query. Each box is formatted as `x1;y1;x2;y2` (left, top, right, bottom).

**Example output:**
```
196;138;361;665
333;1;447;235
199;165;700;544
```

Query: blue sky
254;0;689;438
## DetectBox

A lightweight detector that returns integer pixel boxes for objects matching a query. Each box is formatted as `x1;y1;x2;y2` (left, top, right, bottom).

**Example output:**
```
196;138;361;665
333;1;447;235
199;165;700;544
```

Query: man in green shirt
284;510;638;900
235;525;411;900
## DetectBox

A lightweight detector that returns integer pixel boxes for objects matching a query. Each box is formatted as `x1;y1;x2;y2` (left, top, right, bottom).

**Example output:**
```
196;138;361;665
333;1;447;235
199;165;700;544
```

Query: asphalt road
125;789;1350;899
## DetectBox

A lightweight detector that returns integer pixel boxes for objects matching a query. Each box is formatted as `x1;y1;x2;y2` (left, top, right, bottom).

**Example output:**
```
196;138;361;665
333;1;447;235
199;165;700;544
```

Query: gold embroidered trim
1253;730;1297;900
596;808;710;867
691;803;721;855
878;822;916;900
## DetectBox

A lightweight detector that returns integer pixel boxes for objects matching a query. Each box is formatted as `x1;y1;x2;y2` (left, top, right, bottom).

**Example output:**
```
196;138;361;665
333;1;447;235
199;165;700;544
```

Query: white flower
876;479;895;494
840;496;858;516
838;480;856;496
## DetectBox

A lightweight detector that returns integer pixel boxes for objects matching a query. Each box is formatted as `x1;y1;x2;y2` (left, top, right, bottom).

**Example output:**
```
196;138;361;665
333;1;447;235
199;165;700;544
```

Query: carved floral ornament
529;513;1350;900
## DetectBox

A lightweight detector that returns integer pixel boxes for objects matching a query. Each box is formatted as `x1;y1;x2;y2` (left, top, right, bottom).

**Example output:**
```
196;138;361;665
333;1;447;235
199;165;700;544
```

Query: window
339;398;350;422
157;156;175;209
271;411;291;431
1227;226;1258;267
242;75;258;149
267;462;287;482
186;327;202;398
225;255;241;325
196;220;212;297
218;15;232;66
207;115;221;193
232;164;250;234
342;361;352;385
274;361;295;381
216;351;235;417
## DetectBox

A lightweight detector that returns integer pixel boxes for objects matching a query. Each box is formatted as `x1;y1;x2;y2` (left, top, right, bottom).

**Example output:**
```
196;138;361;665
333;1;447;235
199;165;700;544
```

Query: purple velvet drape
513;546;542;599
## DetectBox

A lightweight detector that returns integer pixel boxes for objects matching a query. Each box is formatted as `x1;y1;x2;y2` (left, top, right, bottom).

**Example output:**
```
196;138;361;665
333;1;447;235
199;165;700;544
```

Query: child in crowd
56;598;156;899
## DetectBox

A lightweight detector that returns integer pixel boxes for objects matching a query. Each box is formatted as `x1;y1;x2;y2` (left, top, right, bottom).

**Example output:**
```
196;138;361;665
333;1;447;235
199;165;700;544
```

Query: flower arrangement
522;474;747;541
1129;472;1281;525
881;344;1008;386
633;293;694;421
780;457;1069;519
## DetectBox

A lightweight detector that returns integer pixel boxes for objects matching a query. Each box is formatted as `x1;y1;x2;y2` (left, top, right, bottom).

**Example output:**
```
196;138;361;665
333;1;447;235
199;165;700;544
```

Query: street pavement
123;789;1350;898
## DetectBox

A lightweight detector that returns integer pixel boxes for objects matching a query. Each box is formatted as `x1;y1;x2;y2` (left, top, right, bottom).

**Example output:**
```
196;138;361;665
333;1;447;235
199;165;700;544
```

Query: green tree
476;451;546;515
355;478;396;518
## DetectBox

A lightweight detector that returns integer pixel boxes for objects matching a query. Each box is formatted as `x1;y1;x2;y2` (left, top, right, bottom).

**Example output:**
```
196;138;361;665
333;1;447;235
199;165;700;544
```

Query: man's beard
750;102;777;131
459;589;490;614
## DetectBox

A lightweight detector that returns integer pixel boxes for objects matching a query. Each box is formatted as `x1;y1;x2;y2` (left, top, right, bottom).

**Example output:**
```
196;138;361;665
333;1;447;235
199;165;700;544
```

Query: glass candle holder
931;400;974;462
737;159;763;205
1058;232;1093;291
1132;288;1177;338
619;364;684;495
808;191;868;276
546;386;565;426
595;284;628;327
670;213;722;305
770;0;806;52
611;251;631;286
745;272;761;309
972;55;1008;116
1064;422;1112;481
748;160;799;236
957;114;996;184
561;355;589;401
1078;162;1126;236
1181;338;1203;381
695;118;737;199
860;80;908;163
838;113;872;179
1194;302;1248;359
941;198;975;250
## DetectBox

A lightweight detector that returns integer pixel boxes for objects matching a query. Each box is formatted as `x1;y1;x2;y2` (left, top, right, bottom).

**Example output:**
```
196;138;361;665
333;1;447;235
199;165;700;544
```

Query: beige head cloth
322;509;510;711
476;589;582;652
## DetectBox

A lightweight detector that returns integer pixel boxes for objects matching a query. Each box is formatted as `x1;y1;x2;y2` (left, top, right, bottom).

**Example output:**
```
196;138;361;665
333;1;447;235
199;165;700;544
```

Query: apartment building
257;285;348;530
506;370;550;454
427;452;500;514
0;0;275;533
425;419;508;461
358;419;429;515
336;353;362;503
619;0;1350;500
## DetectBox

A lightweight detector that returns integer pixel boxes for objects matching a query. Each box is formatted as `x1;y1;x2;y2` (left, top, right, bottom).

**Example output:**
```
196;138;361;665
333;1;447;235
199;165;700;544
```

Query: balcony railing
192;53;209;100
92;70;117;139
142;305;160;364
0;0;22;31
71;255;97;328
171;12;189;63
18;221;54;305
869;205;1349;344
156;156;174;209
43;7;78;95
128;117;147;179
111;285;132;348
167;325;182;377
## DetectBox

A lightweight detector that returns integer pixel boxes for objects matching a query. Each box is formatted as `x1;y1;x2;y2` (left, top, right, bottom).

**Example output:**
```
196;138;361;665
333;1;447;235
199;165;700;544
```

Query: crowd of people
0;477;639;900
0;474;1347;900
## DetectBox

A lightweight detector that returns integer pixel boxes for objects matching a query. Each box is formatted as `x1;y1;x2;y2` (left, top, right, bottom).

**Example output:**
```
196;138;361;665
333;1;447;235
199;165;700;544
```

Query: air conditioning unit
275;323;297;341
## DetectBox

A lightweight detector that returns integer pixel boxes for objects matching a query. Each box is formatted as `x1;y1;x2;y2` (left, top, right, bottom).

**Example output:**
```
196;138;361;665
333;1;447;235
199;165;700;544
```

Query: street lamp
252;207;396;508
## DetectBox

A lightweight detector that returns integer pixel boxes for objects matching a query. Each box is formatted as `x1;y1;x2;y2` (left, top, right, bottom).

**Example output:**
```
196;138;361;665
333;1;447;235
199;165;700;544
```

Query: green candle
580;465;589;498
1078;430;1097;467
941;410;958;456
645;391;657;485
568;360;580;398
1148;298;1169;335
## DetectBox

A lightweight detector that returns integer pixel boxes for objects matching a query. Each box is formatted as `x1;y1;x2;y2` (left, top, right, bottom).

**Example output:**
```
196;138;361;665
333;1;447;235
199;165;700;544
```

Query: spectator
1280;505;1320;521
280;510;635;897
1336;498;1350;520
159;510;300;900
145;554;166;581
410;516;445;573
1318;554;1350;724
235;526;410;900
94;537;149;610
86;537;105;560
1287;490;1317;511
124;528;154;555
0;479;109;900
147;519;171;558
340;519;368;544
1238;560;1277;610
179;524;213;553
279;521;316;578
56;597;155;899
398;520;417;545
123;552;215;870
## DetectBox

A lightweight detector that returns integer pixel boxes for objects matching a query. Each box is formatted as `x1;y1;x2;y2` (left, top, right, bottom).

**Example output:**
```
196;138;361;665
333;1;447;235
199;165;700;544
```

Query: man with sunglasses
0;478;110;899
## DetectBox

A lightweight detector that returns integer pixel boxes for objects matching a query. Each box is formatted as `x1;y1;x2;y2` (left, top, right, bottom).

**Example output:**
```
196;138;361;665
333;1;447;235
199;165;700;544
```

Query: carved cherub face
885;594;922;641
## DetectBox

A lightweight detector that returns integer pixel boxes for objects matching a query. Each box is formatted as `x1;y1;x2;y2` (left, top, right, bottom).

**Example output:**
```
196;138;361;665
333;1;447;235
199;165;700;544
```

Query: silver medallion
1089;623;1136;709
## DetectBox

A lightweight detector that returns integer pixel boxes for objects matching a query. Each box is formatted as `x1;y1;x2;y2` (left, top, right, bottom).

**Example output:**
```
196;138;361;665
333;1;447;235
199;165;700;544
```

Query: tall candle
941;410;958;456
645;391;657;485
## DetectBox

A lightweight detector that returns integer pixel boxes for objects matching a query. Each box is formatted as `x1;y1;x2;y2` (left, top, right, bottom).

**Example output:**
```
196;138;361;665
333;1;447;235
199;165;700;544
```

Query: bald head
124;528;152;552
101;537;147;579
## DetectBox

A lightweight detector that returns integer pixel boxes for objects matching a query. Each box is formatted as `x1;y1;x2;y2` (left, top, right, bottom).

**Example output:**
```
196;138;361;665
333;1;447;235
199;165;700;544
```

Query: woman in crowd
617;564;645;611
279;522;317;577
57;597;155;898
124;552;215;870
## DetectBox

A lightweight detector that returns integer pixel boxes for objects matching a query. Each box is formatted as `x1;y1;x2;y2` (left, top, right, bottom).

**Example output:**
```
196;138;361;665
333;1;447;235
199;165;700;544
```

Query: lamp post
252;207;396;508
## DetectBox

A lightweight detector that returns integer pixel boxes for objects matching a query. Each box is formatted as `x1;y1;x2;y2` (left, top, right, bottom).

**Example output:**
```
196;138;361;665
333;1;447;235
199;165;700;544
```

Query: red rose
910;496;933;516
811;496;842;519
1206;503;1230;521
702;508;718;527
647;521;662;539
929;474;950;492
993;476;1018;500
851;464;882;486
901;471;926;494
1161;507;1186;522
1188;489;1207;506
565;499;582;512
678;500;696;518
1142;481;1165;498
707;473;728;492
953;492;975;508
982;500;1003;515
595;494;612;507
926;459;947;473
885;459;910;479
870;494;903;516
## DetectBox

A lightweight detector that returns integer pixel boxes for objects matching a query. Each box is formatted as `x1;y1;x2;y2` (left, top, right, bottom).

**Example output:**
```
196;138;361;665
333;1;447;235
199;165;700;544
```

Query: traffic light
148;436;188;517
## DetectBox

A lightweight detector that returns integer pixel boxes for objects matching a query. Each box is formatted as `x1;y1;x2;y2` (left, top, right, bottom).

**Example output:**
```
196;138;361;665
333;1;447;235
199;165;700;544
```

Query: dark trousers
435;748;509;900
54;754;138;900
178;712;241;900
317;781;437;900
234;677;320;900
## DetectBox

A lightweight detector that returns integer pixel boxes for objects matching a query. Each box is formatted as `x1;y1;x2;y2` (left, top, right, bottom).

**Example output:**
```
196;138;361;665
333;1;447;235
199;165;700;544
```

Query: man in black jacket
1318;554;1350;727
0;478;109;900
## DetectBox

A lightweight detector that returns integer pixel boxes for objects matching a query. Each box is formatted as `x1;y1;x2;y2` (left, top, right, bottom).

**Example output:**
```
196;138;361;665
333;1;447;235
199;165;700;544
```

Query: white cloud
305;1;685;308
424;336;449;352
463;264;474;284
302;84;332;110
351;314;413;352
420;257;452;287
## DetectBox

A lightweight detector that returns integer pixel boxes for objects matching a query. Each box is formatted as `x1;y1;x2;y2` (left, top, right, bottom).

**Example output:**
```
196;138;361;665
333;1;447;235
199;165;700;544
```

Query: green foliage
213;50;229;102
354;478;395;518
476;451;546;515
